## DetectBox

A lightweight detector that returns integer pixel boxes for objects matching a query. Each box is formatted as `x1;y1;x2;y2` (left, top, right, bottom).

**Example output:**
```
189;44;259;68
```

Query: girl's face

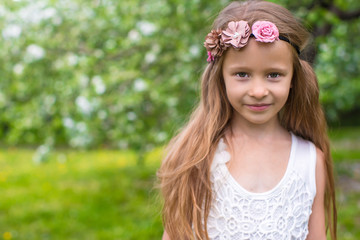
222;38;293;127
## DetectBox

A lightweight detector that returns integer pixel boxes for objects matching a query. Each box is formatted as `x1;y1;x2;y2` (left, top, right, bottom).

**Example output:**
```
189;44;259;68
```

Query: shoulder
294;134;326;184
315;147;326;191
312;146;326;202
292;134;319;166
290;134;323;195
306;147;327;239
315;147;325;168
291;133;316;165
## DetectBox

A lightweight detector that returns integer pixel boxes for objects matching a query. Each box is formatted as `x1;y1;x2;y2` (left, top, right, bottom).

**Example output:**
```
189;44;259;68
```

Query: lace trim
207;135;314;240
211;139;231;172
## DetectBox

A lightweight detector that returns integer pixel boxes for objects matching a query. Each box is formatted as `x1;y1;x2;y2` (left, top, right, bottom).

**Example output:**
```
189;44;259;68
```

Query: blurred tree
0;0;359;163
277;0;360;122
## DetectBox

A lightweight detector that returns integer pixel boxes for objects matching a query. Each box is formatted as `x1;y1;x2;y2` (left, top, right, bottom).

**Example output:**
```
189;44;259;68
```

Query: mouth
245;104;271;111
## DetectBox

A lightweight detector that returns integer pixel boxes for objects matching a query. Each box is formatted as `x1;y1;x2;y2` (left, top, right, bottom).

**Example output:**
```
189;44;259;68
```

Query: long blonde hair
157;1;337;239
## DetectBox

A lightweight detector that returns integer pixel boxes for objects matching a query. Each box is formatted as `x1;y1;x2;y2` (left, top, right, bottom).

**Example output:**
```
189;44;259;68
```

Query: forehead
223;38;293;70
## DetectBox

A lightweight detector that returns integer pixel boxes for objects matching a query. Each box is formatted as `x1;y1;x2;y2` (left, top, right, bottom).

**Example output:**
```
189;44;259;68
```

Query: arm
162;230;170;240
306;147;327;240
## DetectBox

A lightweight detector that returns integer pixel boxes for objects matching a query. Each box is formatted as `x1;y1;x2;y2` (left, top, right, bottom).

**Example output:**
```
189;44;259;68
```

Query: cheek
225;88;240;109
275;87;291;103
273;79;292;96
225;88;234;103
224;80;234;98
225;85;242;101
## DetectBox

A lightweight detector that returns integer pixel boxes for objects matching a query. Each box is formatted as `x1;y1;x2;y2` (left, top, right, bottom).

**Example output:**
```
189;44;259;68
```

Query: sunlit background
0;0;359;239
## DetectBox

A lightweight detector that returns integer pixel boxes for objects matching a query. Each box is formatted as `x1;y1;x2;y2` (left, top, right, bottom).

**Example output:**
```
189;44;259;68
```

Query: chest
226;141;292;193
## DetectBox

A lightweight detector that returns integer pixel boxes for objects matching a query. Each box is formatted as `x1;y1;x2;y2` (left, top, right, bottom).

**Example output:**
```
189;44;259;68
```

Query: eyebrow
226;65;289;72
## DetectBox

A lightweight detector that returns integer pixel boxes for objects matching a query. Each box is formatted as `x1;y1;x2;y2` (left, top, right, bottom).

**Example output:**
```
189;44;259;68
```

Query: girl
158;1;337;239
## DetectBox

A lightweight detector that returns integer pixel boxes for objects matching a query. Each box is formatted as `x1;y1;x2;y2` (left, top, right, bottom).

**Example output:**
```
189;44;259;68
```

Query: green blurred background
0;0;359;239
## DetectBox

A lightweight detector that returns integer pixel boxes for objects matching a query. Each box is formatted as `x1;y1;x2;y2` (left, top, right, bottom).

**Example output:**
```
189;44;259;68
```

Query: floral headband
204;20;300;62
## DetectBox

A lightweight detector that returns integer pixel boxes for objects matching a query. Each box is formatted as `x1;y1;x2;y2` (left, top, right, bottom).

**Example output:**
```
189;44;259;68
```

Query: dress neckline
222;132;297;196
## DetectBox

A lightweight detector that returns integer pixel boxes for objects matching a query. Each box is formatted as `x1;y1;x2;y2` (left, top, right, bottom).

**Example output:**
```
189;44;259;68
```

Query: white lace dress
207;133;317;240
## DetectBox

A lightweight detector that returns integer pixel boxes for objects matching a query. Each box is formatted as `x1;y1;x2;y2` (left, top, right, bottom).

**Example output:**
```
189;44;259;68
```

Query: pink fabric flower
251;21;279;43
221;21;250;48
204;29;226;62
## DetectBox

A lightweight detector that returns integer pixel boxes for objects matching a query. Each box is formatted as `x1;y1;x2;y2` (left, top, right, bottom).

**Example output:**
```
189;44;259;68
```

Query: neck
229;114;287;140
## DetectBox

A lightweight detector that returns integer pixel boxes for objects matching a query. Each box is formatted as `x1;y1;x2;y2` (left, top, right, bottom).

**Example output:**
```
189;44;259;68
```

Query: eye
235;72;249;78
267;72;281;79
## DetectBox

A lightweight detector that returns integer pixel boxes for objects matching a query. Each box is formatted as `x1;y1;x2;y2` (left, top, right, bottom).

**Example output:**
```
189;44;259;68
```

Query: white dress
207;133;317;240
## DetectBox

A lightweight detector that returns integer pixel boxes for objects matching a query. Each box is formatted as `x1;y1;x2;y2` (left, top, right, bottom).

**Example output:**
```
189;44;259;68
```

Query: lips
245;104;271;111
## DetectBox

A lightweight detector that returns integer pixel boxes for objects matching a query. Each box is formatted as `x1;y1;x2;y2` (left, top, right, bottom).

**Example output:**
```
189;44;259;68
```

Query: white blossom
137;21;157;36
2;24;22;39
189;45;200;57
128;29;141;42
13;64;24;75
145;52;156;64
26;44;45;61
127;112;137;121
18;3;57;24
42;8;56;19
67;53;79;66
134;78;147;92
156;132;167;142
76;96;93;115
63;117;75;129
92;75;106;95
70;135;91;148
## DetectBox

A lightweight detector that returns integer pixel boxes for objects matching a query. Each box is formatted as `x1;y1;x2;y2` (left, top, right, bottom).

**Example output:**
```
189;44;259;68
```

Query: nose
248;80;269;99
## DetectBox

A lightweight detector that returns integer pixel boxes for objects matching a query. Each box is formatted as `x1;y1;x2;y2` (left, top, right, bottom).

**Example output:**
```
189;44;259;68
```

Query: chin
244;116;277;126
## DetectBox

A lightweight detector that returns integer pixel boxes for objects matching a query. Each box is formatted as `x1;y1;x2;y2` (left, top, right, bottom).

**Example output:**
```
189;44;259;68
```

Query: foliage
0;0;359;157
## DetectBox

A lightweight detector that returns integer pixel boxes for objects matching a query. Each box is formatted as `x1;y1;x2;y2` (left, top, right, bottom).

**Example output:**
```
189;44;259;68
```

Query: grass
0;127;359;239
329;127;360;168
0;149;163;239
329;127;360;240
